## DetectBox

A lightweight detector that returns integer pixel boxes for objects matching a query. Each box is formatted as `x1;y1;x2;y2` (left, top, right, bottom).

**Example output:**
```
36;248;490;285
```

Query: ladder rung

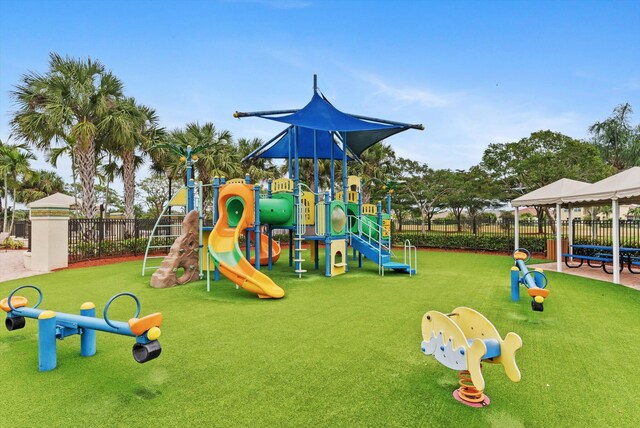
155;224;181;228
294;237;305;240
295;269;307;273
151;235;181;238
144;256;167;259
149;245;172;249
294;258;305;262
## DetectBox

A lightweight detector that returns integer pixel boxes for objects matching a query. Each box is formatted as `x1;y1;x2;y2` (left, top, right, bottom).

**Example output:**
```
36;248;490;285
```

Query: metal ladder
294;184;307;278
141;185;201;276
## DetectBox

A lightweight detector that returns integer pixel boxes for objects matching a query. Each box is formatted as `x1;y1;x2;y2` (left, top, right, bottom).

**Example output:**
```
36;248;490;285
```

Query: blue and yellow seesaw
510;248;550;312
1;285;163;371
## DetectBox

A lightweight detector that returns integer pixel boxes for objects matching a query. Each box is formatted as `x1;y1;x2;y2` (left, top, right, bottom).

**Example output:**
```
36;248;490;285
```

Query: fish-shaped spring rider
421;307;522;407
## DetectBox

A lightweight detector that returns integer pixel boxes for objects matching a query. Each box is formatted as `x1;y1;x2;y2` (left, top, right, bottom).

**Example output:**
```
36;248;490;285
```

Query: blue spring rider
1;286;163;371
510;248;550;312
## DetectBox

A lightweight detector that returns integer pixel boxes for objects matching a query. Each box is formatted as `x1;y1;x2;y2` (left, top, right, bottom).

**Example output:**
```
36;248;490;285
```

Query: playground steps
350;234;391;265
381;261;415;275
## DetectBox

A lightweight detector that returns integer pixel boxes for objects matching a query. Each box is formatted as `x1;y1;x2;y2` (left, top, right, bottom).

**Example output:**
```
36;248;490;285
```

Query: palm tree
101;97;162;218
0;142;35;233
47;136;80;205
16;170;65;205
349;143;397;203
589;103;638;170
237;137;278;182
11;53;124;218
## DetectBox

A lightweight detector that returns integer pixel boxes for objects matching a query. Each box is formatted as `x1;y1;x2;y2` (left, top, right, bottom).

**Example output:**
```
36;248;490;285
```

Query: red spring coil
457;370;486;403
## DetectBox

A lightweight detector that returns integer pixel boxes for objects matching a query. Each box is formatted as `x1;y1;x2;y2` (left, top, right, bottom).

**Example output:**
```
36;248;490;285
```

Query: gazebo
512;167;640;284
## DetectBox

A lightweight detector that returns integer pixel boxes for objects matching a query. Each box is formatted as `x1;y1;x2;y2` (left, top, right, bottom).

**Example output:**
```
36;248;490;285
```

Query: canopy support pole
514;206;519;250
568;203;574;254
612;198;620;285
330;134;335;199
288;131;293;179
314;130;319;202
342;132;349;272
556;203;562;273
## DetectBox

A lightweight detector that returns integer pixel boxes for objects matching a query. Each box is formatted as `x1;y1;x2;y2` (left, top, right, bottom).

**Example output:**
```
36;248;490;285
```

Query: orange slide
207;183;285;299
249;232;281;266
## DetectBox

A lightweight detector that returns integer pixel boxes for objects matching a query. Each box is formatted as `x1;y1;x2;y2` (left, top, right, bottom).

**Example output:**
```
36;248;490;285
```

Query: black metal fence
65;218;640;263
68;218;167;263
392;219;640;254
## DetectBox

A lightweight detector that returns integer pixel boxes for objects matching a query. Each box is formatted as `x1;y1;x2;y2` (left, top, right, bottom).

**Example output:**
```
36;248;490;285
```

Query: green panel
260;193;294;226
259;198;292;225
362;215;378;240
330;201;346;235
226;197;244;228
347;203;359;234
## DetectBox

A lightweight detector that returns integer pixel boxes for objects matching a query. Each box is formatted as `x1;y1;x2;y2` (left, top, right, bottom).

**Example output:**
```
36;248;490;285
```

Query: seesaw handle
103;292;141;330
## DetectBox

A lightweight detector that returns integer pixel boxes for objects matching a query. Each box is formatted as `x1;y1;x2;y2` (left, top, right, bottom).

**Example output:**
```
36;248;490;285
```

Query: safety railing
403;239;417;277
347;214;392;275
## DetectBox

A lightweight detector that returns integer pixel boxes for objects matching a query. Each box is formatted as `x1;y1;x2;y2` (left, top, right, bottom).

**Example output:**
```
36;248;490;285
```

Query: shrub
1;237;25;249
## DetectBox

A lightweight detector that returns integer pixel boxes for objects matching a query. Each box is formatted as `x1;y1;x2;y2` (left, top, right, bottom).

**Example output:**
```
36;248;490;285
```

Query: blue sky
1;0;639;192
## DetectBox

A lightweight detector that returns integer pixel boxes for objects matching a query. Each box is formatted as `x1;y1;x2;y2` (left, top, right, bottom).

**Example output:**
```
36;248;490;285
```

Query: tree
138;175;172;219
11;53;124;218
589;103;640;170
0;141;35;232
16;170;65;206
481;130;614;232
395;158;450;233
102;97;162;218
237;137;278;182
350;143;397;203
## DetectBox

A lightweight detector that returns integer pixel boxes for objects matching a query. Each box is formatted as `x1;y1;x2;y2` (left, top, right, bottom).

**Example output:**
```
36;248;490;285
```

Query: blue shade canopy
243;126;358;161
236;77;423;160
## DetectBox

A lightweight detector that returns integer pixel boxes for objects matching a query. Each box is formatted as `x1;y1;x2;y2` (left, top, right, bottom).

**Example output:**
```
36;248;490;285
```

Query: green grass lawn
1;251;639;427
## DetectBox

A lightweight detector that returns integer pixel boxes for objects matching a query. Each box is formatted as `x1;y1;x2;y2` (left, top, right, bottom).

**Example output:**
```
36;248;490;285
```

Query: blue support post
510;267;521;302
245;229;251;261
315;241;319;269
358;186;363;267
377;201;383;233
186;146;194;212
342;132;348;272
313;130;319;204
325;191;331;277
254;184;261;271
289;230;293;267
288;130;293;178
38;311;57;371
268;225;273;271
80;303;97;357
330;135;335;199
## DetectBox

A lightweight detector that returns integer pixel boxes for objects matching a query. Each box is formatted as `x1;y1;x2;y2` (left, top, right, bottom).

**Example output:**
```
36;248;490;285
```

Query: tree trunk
75;141;98;219
123;149;136;219
9;187;16;235
2;172;8;232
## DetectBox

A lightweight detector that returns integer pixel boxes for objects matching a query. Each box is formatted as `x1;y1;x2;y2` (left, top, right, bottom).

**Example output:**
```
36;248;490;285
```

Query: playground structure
421;307;522;407
1;286;162;371
511;248;550;312
142;76;422;298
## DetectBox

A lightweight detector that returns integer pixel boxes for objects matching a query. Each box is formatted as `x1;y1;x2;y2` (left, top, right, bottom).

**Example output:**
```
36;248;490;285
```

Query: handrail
142;186;188;276
347;214;392;271
404;239;417;276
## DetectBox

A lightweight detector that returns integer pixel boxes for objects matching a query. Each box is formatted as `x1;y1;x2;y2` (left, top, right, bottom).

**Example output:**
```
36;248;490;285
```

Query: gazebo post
568;203;573;254
612;198;620;284
556;203;563;273
514;206;520;250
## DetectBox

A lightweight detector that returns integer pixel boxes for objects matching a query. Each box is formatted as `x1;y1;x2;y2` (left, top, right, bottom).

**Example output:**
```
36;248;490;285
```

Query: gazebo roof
511;178;590;207
562;167;640;205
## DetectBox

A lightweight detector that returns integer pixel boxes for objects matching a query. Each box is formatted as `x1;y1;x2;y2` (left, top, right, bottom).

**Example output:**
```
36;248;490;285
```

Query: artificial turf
0;251;638;427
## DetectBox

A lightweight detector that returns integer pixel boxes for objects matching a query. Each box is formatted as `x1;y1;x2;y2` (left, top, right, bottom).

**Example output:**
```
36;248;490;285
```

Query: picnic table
562;244;640;274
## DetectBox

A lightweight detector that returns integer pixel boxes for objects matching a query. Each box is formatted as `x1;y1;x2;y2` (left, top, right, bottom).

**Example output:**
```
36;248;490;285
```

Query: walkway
536;261;639;291
0;251;48;283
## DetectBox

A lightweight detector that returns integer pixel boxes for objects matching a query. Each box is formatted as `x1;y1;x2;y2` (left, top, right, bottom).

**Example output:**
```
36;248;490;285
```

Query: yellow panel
347;176;361;192
272;178;294;194
227;178;246;184
330;239;347;276
301;191;315;226
362;204;377;215
382;219;391;238
335;191;359;203
170;188;187;207
316;202;326;235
